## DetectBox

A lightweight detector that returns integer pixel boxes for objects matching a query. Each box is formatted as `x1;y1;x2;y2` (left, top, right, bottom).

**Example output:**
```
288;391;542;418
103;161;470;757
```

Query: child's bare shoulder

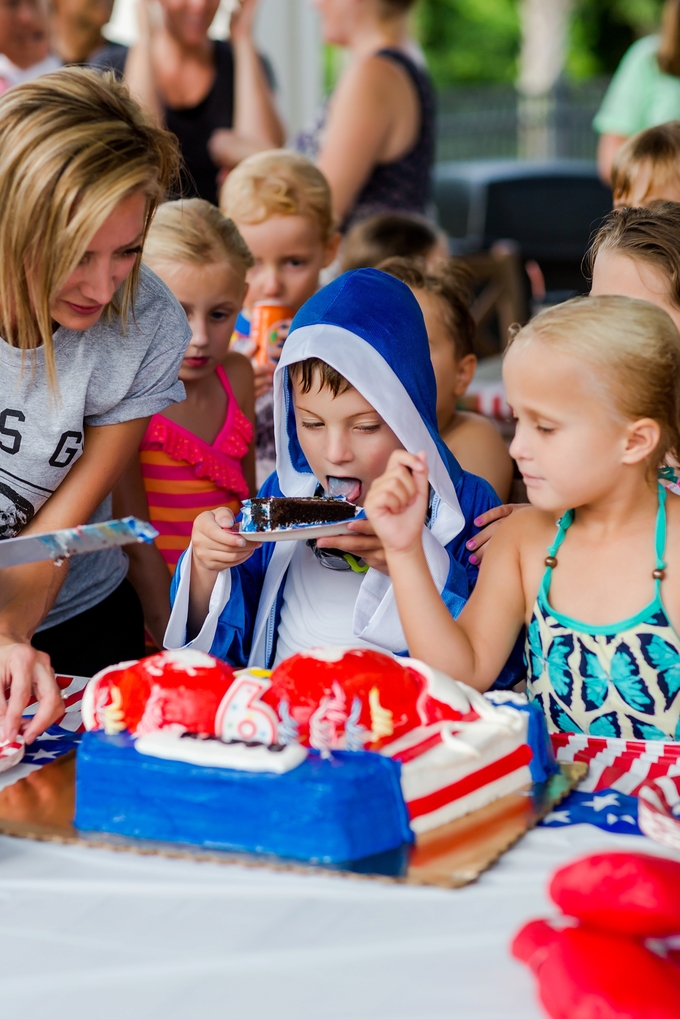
445;410;492;438
444;412;513;499
222;350;254;379
222;351;255;417
444;412;507;455
494;504;556;549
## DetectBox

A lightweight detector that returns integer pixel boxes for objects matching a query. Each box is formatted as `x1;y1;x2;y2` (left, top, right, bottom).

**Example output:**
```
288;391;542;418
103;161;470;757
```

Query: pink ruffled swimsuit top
140;366;253;572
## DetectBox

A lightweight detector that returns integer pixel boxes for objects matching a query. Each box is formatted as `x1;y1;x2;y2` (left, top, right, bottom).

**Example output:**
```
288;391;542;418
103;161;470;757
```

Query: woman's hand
317;519;389;574
191;507;259;573
465;504;528;564
229;0;260;45
364;450;429;557
123;0;164;124
229;0;285;152
0;642;63;744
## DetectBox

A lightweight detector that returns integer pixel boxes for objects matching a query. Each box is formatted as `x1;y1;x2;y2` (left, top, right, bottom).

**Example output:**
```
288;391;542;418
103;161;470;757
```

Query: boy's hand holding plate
192;507;261;572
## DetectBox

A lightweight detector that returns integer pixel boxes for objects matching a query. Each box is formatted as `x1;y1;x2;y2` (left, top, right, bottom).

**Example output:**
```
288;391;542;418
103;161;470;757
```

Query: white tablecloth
1;822;677;1018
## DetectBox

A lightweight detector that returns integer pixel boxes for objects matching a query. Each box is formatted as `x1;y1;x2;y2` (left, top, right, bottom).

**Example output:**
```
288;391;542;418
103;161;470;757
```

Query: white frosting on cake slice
135;731;308;773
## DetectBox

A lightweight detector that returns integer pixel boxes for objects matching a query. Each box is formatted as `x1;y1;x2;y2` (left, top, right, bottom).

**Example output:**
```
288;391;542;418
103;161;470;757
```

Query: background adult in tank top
0;68;188;742
207;0;435;229
295;0;435;229
94;0;283;206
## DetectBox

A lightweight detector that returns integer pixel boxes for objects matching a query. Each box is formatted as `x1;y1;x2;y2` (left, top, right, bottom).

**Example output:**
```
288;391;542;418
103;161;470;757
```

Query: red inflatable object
549;853;680;938
268;648;478;750
512;919;680;1019
82;650;236;737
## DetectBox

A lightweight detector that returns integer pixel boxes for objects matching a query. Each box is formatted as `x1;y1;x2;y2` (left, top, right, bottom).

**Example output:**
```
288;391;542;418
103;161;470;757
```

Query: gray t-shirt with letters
0;264;189;629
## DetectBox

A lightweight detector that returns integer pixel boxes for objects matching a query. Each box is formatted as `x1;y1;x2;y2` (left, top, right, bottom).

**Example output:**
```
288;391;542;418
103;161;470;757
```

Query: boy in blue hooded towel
165;269;509;671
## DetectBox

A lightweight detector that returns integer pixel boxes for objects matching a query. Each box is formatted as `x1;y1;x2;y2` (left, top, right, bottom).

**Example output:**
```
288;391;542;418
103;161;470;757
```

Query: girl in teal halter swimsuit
527;483;680;741
364;294;680;747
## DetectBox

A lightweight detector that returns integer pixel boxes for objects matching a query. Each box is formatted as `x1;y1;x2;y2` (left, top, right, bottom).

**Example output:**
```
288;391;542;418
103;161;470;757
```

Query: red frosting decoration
269;648;474;750
85;651;236;737
83;647;482;756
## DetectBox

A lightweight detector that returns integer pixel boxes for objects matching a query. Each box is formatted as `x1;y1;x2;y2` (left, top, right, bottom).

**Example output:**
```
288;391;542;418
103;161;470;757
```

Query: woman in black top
211;0;435;229
94;0;283;205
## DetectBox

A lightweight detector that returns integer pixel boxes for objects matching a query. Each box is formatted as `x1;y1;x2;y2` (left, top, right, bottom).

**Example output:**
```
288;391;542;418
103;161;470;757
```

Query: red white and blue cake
75;648;551;864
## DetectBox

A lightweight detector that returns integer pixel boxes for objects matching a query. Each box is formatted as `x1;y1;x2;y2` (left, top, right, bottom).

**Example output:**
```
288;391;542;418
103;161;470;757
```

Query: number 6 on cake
216;671;279;745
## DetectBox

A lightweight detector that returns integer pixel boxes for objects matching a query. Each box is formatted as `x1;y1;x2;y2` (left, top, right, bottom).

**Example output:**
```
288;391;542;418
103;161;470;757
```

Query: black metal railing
436;78;611;162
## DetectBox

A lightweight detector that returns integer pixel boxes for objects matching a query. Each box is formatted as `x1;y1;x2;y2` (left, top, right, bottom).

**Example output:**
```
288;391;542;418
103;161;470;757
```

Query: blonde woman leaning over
367;297;680;741
0;68;189;742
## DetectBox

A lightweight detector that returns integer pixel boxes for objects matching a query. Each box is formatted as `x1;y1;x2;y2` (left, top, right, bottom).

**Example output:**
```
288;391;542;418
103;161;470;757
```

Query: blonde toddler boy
220;150;340;484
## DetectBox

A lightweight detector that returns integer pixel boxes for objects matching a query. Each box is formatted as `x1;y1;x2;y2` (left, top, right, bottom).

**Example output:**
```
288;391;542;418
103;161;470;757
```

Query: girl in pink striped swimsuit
114;199;255;645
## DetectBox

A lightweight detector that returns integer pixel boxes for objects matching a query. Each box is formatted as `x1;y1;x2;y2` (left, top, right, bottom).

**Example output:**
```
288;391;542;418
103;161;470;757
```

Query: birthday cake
240;496;357;532
75;648;546;864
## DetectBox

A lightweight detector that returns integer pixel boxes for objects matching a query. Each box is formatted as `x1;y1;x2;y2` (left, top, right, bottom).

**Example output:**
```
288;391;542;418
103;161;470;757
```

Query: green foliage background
414;0;665;87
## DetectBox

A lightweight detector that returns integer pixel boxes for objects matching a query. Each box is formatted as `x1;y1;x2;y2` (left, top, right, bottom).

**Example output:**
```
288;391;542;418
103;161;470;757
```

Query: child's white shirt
273;542;387;665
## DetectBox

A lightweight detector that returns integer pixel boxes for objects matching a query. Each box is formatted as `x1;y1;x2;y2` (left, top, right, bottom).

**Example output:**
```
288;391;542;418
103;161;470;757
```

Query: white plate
240;513;366;543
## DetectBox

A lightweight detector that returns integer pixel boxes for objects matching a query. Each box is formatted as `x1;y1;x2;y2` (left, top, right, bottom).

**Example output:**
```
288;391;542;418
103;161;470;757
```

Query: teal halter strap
543;484;668;580
545;509;574;564
655;482;668;576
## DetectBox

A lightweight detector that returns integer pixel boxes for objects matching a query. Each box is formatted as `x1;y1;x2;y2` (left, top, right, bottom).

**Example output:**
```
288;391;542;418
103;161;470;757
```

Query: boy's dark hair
289;357;353;396
586;202;680;309
340;212;443;273
378;256;476;359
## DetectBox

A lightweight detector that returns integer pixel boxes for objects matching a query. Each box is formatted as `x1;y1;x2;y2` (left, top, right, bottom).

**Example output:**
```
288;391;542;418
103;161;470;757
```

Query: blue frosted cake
75;730;413;864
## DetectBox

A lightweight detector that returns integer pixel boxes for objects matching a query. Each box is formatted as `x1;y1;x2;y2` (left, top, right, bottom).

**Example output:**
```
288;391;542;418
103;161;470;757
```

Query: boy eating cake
165;269;516;676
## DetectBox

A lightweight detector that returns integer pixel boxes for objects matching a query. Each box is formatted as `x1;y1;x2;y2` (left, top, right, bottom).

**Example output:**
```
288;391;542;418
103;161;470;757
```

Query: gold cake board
0;753;586;889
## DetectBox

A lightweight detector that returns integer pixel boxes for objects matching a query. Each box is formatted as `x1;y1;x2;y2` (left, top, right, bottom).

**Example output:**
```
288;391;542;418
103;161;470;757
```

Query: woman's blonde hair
0;67;178;388
658;0;680;77
144;199;254;275
220;149;335;243
508;295;680;469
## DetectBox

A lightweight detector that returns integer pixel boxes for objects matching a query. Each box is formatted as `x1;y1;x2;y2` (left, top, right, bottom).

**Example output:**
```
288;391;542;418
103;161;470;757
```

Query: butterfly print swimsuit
526;484;680;741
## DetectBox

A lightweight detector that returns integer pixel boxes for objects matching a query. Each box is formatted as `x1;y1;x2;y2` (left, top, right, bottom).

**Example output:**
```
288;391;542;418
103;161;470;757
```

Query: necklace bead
545;555;558;569
653;568;665;580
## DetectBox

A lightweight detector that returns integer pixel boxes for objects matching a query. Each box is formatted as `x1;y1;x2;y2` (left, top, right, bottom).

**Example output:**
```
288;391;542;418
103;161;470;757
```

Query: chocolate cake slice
241;497;357;532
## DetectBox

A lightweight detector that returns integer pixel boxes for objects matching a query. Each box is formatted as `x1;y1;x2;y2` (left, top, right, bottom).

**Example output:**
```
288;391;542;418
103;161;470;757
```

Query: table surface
1;819;677;1019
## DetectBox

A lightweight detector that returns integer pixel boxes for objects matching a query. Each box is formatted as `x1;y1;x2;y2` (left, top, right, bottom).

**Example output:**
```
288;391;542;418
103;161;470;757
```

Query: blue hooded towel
166;269;508;672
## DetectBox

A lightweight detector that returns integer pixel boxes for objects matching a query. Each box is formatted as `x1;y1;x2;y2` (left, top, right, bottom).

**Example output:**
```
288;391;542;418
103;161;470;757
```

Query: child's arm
112;453;171;648
188;508;260;640
365;450;527;690
223;351;257;496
